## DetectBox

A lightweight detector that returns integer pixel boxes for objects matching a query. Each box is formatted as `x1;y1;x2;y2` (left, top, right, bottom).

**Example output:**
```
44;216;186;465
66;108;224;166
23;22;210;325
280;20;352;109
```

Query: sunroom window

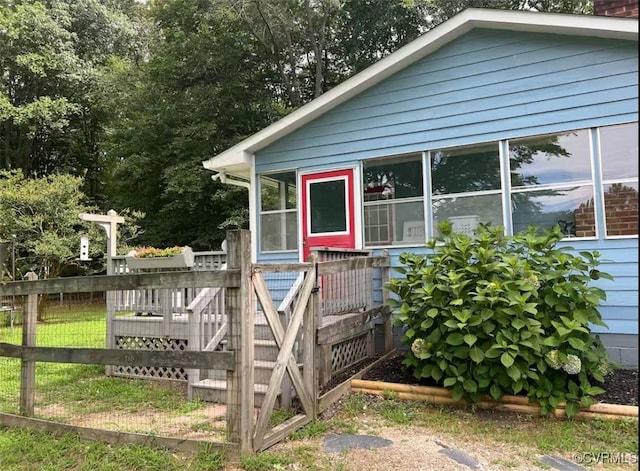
430;143;503;237
599;122;638;237
509;130;595;237
259;171;297;252
362;154;424;246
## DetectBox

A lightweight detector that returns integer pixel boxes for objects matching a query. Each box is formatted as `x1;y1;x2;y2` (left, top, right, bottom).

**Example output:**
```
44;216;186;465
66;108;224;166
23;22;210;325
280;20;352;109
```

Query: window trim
258;169;299;253
597;123;639;240
360;153;425;248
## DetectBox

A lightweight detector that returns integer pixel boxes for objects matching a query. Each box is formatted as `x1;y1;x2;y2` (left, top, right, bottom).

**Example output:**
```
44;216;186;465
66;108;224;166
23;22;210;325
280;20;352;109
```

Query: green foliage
387;222;614;417
0;170;141;280
133;245;185;259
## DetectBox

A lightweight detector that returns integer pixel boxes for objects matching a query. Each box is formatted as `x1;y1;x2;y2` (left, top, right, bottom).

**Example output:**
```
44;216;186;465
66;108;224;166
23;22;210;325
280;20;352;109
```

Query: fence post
303;254;318;419
381;249;393;354
225;230;254;455
20;271;38;416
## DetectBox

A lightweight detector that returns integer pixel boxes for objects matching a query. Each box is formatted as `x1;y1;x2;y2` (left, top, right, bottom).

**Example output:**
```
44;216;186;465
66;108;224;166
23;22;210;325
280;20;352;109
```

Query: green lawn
0;304;204;417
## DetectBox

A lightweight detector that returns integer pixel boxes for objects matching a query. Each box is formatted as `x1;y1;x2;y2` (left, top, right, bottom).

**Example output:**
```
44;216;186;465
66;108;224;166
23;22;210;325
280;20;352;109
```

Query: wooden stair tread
192;379;273;394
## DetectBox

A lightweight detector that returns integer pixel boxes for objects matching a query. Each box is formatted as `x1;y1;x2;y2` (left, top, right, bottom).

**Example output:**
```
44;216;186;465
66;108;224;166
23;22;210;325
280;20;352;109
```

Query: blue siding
256;252;301;308
256;30;637;173
253;28;638;336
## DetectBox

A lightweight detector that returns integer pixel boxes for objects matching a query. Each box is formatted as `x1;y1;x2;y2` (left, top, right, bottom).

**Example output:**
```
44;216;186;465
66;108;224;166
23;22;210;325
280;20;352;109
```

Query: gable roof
202;8;638;178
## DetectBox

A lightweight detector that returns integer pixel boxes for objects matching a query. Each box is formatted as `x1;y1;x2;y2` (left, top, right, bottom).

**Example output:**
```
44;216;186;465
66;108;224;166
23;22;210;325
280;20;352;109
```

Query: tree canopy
0;0;595;271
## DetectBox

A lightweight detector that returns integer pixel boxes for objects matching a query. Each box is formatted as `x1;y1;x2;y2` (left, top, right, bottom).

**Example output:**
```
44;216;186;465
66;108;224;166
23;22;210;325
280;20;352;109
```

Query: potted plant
125;245;195;270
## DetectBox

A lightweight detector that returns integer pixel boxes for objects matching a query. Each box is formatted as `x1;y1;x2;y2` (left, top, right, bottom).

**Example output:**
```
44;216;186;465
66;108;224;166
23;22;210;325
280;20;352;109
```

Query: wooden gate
250;257;319;452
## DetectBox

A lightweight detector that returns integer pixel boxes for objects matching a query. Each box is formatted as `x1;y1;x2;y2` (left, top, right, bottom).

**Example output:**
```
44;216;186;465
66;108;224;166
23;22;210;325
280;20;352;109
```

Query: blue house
203;9;639;366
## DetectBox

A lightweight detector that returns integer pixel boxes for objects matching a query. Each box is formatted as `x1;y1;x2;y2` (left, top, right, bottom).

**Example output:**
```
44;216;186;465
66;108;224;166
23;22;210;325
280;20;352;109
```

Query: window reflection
509;130;591;187
511;185;595;237
431;144;501;195
259;171;298;251
432;194;503;237
600;123;639;180
362;154;425;246
603;183;638;236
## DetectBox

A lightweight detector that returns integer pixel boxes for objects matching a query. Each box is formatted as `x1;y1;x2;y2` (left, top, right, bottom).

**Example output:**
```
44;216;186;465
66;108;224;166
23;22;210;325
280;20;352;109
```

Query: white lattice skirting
331;334;368;375
112;335;189;381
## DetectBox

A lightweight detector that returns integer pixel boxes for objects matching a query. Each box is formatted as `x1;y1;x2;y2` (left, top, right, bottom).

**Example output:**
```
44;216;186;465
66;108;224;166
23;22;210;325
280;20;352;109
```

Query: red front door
301;169;356;261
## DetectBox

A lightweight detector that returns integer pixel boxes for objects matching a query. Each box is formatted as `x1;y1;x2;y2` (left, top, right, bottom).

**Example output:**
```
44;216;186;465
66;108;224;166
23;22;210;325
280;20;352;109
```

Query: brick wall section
603;186;639;236
593;0;639;17
574;201;597;237
575;186;639;237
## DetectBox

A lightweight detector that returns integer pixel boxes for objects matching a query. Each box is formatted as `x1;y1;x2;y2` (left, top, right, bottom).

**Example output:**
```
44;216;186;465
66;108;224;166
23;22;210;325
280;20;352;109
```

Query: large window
259;171;297;252
431;143;503;237
600;122;638;237
354;123;637;248
509;130;595;237
362;154;424;246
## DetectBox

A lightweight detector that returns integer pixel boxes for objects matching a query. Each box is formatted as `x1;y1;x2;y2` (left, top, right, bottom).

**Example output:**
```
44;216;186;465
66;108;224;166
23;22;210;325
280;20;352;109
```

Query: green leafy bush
387;222;614;417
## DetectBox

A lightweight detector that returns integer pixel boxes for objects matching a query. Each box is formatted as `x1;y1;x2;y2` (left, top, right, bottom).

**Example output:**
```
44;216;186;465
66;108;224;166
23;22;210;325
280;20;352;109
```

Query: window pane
309;180;346;233
600;123;639;180
604;182;638;236
433;194;503;237
509;130;591;188
431;143;500;195
363;154;423;199
260;171;297;211
365;200;425;246
260;212;298;251
511;186;595;237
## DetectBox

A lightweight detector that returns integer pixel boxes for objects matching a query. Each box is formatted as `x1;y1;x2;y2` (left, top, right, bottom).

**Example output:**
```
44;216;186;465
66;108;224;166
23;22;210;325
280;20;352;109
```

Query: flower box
126;246;195;270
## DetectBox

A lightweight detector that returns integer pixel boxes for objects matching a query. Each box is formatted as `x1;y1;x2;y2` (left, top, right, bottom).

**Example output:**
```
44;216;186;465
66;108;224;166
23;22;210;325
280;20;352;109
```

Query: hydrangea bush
387;222;615;417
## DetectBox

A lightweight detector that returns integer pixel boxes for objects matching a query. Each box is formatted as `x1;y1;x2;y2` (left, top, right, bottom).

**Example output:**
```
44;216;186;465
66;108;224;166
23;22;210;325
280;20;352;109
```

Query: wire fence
0;278;232;444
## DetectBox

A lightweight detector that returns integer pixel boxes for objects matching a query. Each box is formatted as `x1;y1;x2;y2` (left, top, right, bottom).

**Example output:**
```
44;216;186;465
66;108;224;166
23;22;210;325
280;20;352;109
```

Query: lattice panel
331;334;368;374
112;336;188;381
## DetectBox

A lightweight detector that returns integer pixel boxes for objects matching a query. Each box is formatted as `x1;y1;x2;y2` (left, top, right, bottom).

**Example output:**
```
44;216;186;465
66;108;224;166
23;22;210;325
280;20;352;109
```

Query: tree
103;0;281;250
0;169;141;281
0;0;149;203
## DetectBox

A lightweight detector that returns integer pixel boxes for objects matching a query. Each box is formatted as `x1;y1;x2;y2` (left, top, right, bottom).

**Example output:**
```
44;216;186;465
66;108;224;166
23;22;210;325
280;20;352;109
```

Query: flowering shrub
387;222;614;418
133;246;184;259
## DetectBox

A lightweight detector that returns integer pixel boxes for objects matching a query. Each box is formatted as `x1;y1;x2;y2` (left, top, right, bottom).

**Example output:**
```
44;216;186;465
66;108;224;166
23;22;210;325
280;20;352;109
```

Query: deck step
204;360;303;384
191;378;279;408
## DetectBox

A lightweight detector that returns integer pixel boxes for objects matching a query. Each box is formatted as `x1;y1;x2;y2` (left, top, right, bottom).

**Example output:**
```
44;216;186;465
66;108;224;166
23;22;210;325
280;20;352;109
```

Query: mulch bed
324;352;638;406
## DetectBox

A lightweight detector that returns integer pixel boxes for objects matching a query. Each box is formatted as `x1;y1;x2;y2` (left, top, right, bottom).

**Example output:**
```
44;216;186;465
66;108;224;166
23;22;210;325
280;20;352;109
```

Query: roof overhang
202;8;638;176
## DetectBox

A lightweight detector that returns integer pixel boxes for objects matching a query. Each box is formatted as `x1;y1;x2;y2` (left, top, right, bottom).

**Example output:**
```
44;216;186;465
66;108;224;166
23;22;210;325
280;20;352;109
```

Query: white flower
546;350;562;370
411;339;425;356
411;338;432;356
525;274;540;290
595;360;612;377
562;354;582;375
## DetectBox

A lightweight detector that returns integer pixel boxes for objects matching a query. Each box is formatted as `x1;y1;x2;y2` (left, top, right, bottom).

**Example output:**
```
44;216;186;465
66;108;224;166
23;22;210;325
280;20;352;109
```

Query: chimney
593;0;639;17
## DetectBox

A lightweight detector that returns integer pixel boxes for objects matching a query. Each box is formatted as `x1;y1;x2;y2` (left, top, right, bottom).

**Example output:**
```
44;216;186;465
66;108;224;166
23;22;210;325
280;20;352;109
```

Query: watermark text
573;452;638;465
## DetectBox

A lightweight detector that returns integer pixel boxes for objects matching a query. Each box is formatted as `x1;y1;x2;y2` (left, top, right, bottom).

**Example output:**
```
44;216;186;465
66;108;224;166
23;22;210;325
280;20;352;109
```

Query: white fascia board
201;9;638;173
202;149;252;179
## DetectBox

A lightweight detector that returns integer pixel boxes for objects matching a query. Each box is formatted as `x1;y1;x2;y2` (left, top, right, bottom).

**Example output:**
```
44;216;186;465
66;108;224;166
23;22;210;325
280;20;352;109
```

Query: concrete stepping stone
438;447;483;469
322;434;393;453
539;455;587;471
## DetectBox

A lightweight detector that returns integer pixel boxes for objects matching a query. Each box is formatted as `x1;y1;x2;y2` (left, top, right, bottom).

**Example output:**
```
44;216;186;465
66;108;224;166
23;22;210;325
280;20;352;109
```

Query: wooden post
20;272;38;416
225;230;254;455
303;254;318;419
381;250;393;354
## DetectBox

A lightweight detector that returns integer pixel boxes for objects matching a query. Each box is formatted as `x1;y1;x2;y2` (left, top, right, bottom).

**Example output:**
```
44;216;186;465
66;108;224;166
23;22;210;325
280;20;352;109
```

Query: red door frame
301;168;356;261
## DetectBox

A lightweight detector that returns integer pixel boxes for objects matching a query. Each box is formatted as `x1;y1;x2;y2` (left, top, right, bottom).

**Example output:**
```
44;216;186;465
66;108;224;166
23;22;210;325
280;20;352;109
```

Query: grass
0;304;206;417
0;428;226;471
